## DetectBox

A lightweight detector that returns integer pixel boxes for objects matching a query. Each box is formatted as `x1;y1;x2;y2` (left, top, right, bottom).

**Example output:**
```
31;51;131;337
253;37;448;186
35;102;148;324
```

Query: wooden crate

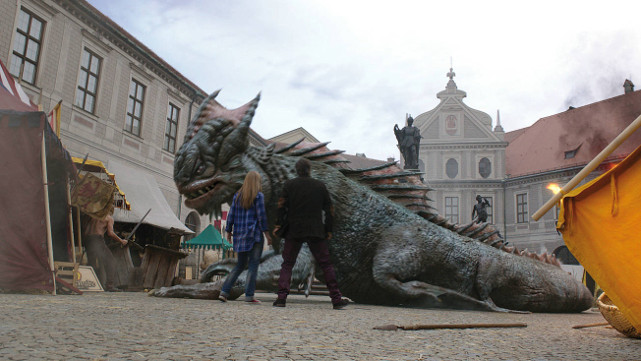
140;244;187;289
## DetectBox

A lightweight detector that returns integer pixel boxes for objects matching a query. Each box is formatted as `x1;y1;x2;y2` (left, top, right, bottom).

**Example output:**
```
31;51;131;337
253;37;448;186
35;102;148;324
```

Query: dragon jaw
174;91;260;216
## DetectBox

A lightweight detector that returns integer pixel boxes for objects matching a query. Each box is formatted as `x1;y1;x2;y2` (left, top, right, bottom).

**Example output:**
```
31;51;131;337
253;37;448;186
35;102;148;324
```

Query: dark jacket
276;175;333;240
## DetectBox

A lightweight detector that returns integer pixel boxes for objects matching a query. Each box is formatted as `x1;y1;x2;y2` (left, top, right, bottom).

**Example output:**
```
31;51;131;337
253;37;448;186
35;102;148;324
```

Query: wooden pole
374;323;527;331
66;182;76;266
532;113;641;221
76;207;83;264
572;322;609;329
41;131;56;295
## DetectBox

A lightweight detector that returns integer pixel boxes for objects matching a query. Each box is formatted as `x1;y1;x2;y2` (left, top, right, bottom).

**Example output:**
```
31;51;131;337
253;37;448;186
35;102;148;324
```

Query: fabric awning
107;160;193;234
558;144;641;331
182;224;231;250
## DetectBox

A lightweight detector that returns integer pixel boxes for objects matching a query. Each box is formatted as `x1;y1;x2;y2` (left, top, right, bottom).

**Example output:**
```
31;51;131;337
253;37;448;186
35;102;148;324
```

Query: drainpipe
502;178;507;242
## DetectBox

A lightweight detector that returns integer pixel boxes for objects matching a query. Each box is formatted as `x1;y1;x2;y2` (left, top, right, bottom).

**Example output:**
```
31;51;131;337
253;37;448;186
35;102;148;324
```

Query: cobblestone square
0;292;638;360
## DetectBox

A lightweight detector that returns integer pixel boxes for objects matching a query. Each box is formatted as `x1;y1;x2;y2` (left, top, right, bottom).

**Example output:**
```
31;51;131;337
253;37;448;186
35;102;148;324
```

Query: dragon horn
218;93;261;163
184;90;223;141
237;92;261;131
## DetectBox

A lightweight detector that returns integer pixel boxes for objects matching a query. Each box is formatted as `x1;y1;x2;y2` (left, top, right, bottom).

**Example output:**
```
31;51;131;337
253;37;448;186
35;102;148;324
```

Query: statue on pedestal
394;115;421;170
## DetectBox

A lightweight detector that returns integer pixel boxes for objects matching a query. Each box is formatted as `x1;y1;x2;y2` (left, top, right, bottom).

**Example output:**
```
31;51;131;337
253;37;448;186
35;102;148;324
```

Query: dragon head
174;90;260;216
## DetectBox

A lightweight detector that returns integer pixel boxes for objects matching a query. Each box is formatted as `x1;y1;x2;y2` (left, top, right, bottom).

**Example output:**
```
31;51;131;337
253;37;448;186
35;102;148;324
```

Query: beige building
413;68;641;257
1;0;224;237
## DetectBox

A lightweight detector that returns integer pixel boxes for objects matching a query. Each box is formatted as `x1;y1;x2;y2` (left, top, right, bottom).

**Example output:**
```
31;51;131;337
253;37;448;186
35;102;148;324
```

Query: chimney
624;79;635;94
387;157;395;162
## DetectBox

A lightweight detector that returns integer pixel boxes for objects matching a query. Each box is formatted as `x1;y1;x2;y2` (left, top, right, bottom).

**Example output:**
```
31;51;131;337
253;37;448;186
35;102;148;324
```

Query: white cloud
89;0;641;160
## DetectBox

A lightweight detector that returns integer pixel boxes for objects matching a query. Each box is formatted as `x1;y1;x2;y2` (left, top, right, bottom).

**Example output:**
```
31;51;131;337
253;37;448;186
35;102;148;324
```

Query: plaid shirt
225;192;268;252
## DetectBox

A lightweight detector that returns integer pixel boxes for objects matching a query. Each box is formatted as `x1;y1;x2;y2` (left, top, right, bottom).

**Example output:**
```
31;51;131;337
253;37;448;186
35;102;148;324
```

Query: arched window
446;158;458;179
479;157;491;178
183;211;200;242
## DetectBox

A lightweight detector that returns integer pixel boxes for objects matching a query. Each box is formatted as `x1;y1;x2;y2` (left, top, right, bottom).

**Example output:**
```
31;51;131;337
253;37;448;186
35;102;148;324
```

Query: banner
71;173;116;219
48;100;62;136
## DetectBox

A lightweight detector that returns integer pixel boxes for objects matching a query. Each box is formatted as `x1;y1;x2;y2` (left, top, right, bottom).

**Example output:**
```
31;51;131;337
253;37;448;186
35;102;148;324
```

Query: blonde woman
219;171;270;303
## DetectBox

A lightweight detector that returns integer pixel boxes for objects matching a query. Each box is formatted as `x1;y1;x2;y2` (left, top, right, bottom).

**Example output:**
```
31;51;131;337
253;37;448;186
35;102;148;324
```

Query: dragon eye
195;164;206;175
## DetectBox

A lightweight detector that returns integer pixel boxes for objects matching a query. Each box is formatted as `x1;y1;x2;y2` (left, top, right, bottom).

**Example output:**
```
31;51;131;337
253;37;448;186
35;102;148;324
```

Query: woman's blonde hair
238;171;262;209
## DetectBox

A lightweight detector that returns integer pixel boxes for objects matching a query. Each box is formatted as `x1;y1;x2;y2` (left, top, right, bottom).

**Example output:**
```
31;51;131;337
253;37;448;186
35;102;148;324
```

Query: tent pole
41;132;56;295
66;182;77;267
76;207;83;263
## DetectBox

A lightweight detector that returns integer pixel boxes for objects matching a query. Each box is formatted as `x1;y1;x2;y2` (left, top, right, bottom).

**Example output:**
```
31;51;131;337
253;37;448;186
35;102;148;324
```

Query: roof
340;153;390;170
504;128;527;144
506;90;641;177
269;127;320;144
182;224;232;250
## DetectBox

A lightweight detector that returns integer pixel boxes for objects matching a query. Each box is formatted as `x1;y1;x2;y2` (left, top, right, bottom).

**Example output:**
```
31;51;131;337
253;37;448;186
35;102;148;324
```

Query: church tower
412;68;507;225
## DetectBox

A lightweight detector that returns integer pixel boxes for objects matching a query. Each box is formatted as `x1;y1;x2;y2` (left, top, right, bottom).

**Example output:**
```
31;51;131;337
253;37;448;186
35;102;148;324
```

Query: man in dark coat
272;158;348;310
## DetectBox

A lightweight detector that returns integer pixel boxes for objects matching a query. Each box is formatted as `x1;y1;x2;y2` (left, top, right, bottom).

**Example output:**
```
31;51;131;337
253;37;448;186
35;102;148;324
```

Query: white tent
107;160;192;234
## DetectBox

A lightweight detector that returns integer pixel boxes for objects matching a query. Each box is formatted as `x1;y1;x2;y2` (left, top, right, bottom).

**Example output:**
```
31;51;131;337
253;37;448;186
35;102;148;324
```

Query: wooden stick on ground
374;323;527;331
572;322;609;329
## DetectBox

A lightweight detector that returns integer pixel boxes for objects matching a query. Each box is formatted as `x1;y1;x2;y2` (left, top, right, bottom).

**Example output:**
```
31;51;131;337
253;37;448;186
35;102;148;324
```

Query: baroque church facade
413;69;507;234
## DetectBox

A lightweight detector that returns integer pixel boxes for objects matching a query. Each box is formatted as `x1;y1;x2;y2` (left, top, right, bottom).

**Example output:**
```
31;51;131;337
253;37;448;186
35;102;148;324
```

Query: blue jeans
220;241;263;300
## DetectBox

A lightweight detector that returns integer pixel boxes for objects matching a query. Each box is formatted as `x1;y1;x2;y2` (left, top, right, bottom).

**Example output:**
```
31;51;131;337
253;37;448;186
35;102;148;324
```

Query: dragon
157;91;593;312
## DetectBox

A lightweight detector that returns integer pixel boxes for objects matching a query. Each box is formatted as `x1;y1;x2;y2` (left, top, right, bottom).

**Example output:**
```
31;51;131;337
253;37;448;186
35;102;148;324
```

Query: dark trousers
85;235;118;289
277;237;342;304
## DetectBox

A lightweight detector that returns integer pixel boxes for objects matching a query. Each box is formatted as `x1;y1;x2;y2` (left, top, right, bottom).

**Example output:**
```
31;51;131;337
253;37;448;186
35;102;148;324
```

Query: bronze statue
394;116;421;170
472;195;490;224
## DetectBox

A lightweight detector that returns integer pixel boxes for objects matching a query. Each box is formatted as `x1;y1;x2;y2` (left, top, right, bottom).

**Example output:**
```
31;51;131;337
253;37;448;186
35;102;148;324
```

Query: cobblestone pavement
0;291;638;360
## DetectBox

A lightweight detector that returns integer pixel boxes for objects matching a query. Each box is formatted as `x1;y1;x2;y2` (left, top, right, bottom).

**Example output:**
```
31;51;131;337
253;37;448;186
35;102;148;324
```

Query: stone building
412;68;641;256
0;0;272;239
413;68;507;229
1;0;203;230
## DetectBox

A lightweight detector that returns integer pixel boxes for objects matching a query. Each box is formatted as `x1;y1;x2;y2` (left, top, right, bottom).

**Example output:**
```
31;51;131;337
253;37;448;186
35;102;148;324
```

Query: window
479;157;492;178
164;103;180;153
9;8;44;84
565;145;581;159
516;193;528;223
445;197;459;224
183;211;200;243
125;79;145;136
75;48;101;113
446;158;458;179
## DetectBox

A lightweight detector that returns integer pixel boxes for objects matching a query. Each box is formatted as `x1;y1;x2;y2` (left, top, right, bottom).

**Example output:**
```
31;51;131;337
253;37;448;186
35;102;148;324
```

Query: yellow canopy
72;156;130;210
558;144;641;330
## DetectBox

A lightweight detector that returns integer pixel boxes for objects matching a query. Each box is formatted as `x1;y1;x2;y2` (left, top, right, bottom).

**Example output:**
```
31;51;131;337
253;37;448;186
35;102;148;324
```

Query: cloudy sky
89;0;641;160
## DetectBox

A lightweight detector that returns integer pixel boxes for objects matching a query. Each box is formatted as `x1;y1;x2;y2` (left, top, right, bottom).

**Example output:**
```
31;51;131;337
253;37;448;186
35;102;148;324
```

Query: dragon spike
289;142;331;156
463;222;490;238
306;150;345;160
275;138;305;154
370;184;431;192
476;230;500;243
339;161;399;175
359;171;424;181
456;222;477;234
